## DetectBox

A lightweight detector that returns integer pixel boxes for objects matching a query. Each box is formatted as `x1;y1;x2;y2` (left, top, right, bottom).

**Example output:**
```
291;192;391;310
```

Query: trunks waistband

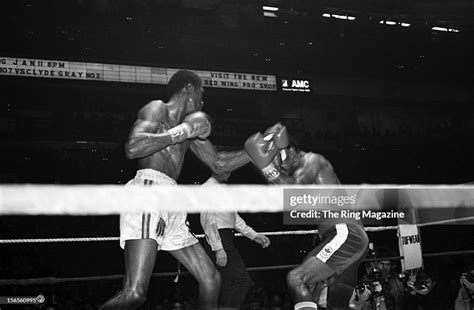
135;169;176;185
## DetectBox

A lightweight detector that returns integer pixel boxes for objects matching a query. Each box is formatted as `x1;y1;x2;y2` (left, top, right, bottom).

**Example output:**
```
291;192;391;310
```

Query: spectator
454;265;474;310
172;301;184;310
405;269;451;310
351;283;373;310
352;254;405;310
377;260;405;310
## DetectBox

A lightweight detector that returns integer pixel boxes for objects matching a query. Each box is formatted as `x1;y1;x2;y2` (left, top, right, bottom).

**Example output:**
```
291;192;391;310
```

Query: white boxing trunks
120;169;198;251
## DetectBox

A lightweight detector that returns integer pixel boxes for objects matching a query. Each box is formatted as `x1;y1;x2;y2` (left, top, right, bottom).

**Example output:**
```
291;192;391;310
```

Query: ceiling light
264;12;278;17
432;26;460;32
263;6;279;11
330;14;356;21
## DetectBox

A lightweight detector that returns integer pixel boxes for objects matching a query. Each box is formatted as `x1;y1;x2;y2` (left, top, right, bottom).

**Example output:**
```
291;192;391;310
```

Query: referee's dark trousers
206;228;252;309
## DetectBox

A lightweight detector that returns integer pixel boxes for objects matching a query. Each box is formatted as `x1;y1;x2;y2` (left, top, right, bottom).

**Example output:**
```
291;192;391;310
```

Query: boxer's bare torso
128;100;191;179
125;99;239;180
272;148;340;185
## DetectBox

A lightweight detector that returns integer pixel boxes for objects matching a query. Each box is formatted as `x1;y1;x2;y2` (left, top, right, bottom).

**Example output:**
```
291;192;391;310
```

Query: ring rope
1;250;473;286
2;216;473;244
2;184;474;214
0;227;392;244
0;237;120;244
416;216;474;227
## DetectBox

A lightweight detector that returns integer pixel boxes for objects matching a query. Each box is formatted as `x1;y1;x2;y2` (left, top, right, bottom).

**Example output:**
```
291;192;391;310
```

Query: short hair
167;70;202;98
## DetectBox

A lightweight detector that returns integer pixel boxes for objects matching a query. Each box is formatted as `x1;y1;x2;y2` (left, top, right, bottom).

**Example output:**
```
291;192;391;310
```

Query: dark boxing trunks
311;223;368;286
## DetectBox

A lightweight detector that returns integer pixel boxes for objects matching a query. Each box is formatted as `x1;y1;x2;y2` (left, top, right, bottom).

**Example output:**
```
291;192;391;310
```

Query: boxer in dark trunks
245;123;369;310
100;70;250;310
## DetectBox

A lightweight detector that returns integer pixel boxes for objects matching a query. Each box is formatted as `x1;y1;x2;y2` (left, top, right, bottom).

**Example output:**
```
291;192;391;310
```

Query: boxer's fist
168;111;211;143
263;123;289;149
245;133;277;169
183;112;211;139
244;133;281;180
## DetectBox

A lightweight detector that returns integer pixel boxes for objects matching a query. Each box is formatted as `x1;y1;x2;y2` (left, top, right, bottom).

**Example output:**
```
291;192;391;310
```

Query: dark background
0;0;473;308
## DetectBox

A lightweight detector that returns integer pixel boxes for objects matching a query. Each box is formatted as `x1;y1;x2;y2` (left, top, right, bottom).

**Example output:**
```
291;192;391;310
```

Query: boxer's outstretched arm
190;139;250;174
125;101;173;159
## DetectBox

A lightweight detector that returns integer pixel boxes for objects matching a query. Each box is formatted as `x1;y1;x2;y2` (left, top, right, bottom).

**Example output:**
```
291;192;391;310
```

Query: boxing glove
244;132;281;181
168;111;211;144
263;123;290;149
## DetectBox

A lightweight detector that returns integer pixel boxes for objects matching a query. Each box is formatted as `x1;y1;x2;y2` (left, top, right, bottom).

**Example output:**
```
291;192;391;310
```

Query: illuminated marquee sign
280;78;312;93
0;57;277;91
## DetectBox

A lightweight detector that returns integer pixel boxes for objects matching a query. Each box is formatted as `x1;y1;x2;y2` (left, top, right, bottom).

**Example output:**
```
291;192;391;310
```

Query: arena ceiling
1;0;473;80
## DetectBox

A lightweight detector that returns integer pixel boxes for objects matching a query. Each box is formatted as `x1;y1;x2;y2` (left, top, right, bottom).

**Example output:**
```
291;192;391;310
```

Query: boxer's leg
100;239;158;310
287;224;353;310
170;243;221;310
287;256;335;309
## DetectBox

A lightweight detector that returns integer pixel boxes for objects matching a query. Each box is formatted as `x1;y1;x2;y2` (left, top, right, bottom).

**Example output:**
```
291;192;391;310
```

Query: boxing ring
1;184;473;287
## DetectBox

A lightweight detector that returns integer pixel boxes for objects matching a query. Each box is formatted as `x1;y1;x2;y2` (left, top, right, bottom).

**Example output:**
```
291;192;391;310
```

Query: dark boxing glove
245;132;281;181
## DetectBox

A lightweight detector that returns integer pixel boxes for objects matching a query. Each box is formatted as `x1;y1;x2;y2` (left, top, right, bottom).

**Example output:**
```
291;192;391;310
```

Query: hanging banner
0;57;277;91
398;224;423;272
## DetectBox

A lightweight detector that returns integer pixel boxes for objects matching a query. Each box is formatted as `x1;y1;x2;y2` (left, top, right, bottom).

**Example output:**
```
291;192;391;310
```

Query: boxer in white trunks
100;70;250;310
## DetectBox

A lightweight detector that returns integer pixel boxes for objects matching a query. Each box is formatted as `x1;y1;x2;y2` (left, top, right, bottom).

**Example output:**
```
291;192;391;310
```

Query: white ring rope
1;184;474;214
0;237;120;244
1;216;473;244
416;216;474;227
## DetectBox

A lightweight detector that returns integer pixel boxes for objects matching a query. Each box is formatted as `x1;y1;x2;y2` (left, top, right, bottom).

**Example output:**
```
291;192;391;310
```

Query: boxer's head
167;70;204;113
273;134;301;176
